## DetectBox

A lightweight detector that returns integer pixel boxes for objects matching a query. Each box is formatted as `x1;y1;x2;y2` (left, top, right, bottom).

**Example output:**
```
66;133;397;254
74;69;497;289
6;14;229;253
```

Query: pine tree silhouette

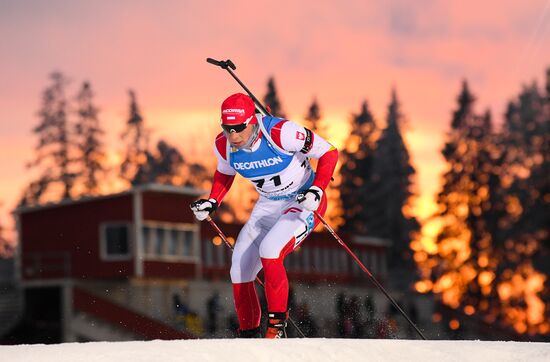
263;77;286;118
74;81;106;195
417;73;549;335
339;100;378;234
23;72;75;204
120;90;152;185
144;140;185;185
501;75;550;281
304;97;326;136
362;89;418;270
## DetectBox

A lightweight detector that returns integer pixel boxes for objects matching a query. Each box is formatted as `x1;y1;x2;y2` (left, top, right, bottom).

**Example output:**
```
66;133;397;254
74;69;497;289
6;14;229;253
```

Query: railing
73;287;195;340
21;252;72;279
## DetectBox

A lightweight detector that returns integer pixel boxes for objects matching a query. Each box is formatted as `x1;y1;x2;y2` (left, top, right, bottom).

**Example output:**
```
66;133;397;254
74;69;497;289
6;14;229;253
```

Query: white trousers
229;196;319;283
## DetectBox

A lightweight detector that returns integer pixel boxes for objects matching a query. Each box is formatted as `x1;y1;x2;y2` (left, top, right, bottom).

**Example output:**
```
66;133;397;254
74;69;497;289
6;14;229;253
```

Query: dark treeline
263;79;419;269
417;69;549;336
20;72;209;206
338;89;419;280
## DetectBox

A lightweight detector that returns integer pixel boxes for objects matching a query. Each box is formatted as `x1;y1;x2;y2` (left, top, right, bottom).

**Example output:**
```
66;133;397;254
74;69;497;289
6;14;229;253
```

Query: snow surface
1;339;549;362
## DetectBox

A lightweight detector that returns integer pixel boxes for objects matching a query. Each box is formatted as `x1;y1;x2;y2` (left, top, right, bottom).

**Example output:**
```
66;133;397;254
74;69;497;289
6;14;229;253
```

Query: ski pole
206;56;423;338
310;210;427;340
206;58;272;117
205;216;306;338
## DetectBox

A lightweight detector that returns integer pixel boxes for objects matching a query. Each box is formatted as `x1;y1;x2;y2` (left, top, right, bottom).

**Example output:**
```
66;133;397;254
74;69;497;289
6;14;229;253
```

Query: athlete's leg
259;194;328;313
230;198;279;332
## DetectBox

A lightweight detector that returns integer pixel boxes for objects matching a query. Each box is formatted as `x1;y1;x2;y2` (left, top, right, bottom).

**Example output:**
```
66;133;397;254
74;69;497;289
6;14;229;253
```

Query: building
3;183;420;343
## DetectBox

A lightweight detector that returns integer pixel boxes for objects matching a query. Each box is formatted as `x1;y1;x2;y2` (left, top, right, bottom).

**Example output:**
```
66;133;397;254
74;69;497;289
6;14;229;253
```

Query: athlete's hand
190;198;218;221
296;186;323;211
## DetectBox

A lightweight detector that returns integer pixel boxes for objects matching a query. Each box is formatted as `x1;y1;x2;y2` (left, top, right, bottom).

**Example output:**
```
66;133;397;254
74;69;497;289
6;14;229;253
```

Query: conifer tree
303;97;342;226
362;90;418;268
304;97;326;137
185;162;210;189
339;101;378;234
263;77;286;118
74;81;106;195
120;90;151;185
501;75;550;290
23;72;75;204
416;76;549;335
422;81;493;309
143;140;185;185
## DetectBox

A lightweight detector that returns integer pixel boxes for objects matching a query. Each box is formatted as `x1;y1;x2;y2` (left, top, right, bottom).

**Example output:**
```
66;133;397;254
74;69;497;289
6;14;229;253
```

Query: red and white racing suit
209;114;338;331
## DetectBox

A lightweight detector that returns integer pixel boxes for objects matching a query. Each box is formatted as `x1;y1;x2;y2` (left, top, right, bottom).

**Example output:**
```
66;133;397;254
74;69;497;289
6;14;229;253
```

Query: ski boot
265;311;288;338
238;326;262;338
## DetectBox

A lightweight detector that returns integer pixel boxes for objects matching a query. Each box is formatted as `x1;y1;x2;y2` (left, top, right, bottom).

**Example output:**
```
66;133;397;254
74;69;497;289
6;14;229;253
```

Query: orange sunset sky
1;1;549;240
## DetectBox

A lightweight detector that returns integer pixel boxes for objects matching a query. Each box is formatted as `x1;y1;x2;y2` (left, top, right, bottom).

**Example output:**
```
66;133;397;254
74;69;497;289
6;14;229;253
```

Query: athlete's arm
271;120;338;190
209;133;237;203
312;147;338;190
209;170;235;202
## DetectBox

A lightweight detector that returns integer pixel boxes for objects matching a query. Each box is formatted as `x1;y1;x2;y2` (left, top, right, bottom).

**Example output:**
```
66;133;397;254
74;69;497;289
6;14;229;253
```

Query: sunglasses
222;123;248;133
221;115;253;133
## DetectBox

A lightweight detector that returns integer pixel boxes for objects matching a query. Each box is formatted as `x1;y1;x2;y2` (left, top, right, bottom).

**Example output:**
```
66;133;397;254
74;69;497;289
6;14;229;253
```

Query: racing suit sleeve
271;120;338;190
208;135;236;203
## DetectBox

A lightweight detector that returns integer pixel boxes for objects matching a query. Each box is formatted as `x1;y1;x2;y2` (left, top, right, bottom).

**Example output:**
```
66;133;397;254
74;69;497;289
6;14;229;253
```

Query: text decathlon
233;156;284;170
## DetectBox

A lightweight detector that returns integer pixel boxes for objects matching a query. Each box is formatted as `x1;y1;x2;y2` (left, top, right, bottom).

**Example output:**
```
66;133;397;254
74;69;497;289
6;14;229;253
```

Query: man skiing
190;93;338;338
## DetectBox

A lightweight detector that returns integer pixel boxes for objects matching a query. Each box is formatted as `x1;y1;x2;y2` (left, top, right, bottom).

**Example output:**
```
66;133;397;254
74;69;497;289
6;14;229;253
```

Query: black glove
190;198;218;221
296;186;323;211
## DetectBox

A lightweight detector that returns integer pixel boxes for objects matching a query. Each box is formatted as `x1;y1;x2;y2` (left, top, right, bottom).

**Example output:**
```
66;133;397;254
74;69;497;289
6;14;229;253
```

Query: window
340;250;348;274
141;222;197;261
285;252;296;271
313;247;322;272
380;253;388;277
302;248;310;273
166;230;177;256
155;228;165;255
101;223;131;260
182;231;193;257
352;248;361;275
323;248;331;273
371;252;378;275
331;249;340;273
204;240;213;267
143;226;153;255
361;250;369;269
216;244;226;267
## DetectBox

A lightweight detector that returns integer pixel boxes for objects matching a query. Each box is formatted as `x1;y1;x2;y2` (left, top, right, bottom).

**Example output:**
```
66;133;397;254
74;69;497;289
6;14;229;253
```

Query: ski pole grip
226;59;236;70
206;57;237;70
206;57;222;66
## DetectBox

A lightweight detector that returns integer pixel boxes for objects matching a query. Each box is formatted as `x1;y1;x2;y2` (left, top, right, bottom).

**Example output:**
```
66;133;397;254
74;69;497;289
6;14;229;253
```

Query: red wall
142;192;197;223
143;261;196;278
20;195;134;280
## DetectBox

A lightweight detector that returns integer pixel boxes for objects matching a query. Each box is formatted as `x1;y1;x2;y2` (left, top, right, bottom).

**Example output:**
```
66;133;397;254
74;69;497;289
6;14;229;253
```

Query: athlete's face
226;123;255;148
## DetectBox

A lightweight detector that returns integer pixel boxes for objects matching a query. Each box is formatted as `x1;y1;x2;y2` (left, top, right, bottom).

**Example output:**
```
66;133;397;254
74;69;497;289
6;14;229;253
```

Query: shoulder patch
270;120;288;149
215;132;228;160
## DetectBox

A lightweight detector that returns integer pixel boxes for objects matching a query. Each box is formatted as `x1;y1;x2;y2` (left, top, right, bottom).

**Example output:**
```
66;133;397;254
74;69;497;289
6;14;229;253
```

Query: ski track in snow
1;339;549;362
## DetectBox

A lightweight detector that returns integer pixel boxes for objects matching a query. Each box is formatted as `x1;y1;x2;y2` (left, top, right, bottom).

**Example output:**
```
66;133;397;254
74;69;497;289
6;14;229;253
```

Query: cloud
387;0;450;40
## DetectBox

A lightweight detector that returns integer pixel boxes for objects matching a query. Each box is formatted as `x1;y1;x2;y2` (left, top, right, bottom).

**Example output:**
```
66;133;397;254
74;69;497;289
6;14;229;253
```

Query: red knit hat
221;93;257;126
